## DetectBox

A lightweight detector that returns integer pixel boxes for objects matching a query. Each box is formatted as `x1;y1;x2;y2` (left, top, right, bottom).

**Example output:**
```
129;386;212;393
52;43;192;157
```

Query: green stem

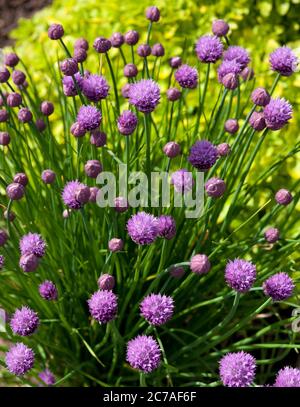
144;113;151;199
105;53;120;114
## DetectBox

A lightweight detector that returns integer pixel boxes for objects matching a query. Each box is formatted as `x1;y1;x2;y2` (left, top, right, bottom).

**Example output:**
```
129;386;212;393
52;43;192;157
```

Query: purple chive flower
263;98;292;130
77;105;102;131
137;44;152;57
140;294;174;326
264;227;280;243
84;159;102;178
39;369;55;386
166;87;181;102
40;101;54;116
275;188;293;205
0;108;8;122
188;140;218;171
71;121;86;137
6;183;25;200
60;58;78;76
48;23;64;40
217;143;231;157
89;186;100;203
62;180;90;209
73;47;87;63
0;67;10;83
212;19;229;37
12;70;26;86
98;274;115;291
10;306;39;336
145;6;160;22
163;141;181;158
126;335;161;373
249;111;266;131
219;351;256;387
124;63;138;78
117;110;138;135
88;290;118;324
110;32;124;48
170;266;185;279
251;87;270;107
18;108;32;123
128;79;160;113
225;258;256;293
90;129;107;147
19;254;39;272
108;238;124;252
5;343;35;376
39;280;58;301
4;53;19;67
152;43;165;57
74;38;89;50
222;73;239;90
62;72;83;97
240;66;254;81
7;93;22;107
190;254;211;275
217;60;242;82
114;196;129;213
14;172;28;186
175;64;198;89
274;367;300;387
0;230;8;246
0;131;10;146
20;233;46;258
224;119;239;134
0;255;4;269
93;37;111;53
127;212;159;245
224;46;250;68
157;215;176;240
169;56;182;68
171;169;194;193
41;169;56;184
121;83;131;98
195;35;223;63
263;272;294;301
81;74;109;102
269;46;298;76
124;30;139;46
205;177;226;198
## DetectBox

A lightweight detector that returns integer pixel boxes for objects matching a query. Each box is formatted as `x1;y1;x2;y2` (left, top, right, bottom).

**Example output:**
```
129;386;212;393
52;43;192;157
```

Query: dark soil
0;0;52;47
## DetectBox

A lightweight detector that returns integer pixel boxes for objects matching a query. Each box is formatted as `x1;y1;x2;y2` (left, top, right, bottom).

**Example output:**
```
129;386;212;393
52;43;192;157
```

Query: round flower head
175;64;198;89
81;74;109;102
124;30;139;45
84;159;102;178
39;280;58;301
48;23;64;40
121;83;131;98
20;233;46;258
74;38;89;50
40;101;54;116
4;53;19;67
88;290;118;324
18;108;32;123
166;87;181;102
98;274;115;291
217;143;231;157
62;180;90;209
0;255;5;269
275;188;293;205
19;254;39;272
7;92;22;107
6;183;25;200
222;73;238;90
140;294;174;326
269;46;298;76
12;70;26;86
169;56;182;68
62;72;84;97
0;131;10;146
163;141;181;158
90;130;106;147
264;98;292;130
77;105;102;131
14;172;28;186
0;109;8;122
274;367;300;387
145;6;160;22
263;272;294;301
152;43;165;57
212;19;229;37
5;343;34;376
224;46;250;68
0;230;8;246
108;238;124;252
0;67;10;83
110;32;124;48
114;196;129;213
117;110;138;135
217;60;242;82
124;63;138;78
219;351;256;387
188;140;218;171
240;66;254;81
190;254;211;275
39;369;55;386
89;186;100;203
224;119;239;134
205;177;226;198
10;306;39;336
127;212;159;245
264;227;280;243
249;111;266;131
93;37;111;53
195;35;223;63
73;48;87;63
71;121;86;137
171;169;194;194
126;335;161;373
170;266;185;279
157;215;176;240
225;258;256;293
128;79;160;113
137;44;151;57
60;58;78;76
251;87;270;107
41;169;56;184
